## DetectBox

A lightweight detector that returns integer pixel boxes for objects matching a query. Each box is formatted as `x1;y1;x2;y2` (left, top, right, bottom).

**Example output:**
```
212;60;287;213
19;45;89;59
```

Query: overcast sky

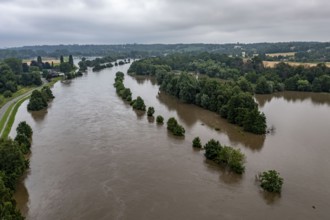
0;0;329;47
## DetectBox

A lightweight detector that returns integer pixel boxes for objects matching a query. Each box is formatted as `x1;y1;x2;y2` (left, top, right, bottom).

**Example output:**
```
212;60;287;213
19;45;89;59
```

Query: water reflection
260;191;281;205
204;160;243;185
133;109;145;119
256;91;330;107
14;174;29;216
129;75;157;86
147;116;155;123
157;92;198;128
30;109;47;122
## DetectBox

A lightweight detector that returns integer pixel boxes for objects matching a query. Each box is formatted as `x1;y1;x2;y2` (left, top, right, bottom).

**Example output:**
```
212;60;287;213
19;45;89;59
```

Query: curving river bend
12;62;330;219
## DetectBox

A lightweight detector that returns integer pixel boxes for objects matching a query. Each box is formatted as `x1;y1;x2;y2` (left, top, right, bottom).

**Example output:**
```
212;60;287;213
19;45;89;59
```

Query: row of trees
27;86;55;111
0;121;33;219
113;71;184;136
78;57;130;73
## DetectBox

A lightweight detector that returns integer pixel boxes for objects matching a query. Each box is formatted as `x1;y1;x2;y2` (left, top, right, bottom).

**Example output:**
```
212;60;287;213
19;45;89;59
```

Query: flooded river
12;62;330;219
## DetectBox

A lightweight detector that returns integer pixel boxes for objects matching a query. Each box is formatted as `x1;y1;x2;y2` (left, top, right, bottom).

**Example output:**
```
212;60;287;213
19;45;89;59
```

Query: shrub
192;137;202;148
3;90;12;98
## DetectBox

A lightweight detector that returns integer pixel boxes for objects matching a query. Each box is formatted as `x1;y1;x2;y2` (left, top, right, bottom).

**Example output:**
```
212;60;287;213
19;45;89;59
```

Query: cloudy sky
0;0;329;47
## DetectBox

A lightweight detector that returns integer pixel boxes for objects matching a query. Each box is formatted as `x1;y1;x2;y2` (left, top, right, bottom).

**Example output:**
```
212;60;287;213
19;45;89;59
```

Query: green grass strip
1;96;30;139
0;102;16;133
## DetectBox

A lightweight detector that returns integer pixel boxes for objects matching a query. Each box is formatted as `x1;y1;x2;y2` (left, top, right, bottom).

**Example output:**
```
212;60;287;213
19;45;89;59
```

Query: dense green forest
128;53;330;93
1;42;329;62
127;51;330;133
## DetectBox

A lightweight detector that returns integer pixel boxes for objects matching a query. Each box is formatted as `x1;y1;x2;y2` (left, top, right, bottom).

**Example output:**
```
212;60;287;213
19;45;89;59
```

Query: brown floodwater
12;62;330;219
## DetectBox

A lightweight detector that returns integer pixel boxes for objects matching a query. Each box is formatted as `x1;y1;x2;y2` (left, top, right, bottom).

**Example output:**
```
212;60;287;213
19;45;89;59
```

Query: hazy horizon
1;0;329;47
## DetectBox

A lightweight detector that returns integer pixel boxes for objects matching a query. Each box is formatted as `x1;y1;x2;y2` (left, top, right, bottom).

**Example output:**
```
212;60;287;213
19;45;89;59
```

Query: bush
147;107;155;117
3;90;12;98
259;170;284;193
192;137;202;148
167;117;185;136
156;115;164;124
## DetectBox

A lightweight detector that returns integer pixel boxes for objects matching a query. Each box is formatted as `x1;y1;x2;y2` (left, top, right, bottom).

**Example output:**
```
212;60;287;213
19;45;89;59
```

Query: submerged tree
259;170;284;193
156;115;164;124
132;96;146;111
192;137;202;148
167;117;185;136
147;107;155;117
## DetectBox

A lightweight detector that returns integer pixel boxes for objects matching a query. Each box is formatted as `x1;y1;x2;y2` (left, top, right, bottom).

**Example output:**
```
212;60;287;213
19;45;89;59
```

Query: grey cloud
0;0;329;47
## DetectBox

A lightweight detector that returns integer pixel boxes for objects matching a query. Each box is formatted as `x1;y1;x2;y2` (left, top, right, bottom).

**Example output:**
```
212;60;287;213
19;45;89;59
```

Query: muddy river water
12;62;330;219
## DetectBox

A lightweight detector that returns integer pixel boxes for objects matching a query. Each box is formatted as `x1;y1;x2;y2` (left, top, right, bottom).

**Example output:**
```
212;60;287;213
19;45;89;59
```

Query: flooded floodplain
12;62;330;219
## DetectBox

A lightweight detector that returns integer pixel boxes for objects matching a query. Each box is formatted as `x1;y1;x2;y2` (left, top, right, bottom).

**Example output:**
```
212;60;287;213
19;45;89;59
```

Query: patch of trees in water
27;86;55;111
0;121;33;219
